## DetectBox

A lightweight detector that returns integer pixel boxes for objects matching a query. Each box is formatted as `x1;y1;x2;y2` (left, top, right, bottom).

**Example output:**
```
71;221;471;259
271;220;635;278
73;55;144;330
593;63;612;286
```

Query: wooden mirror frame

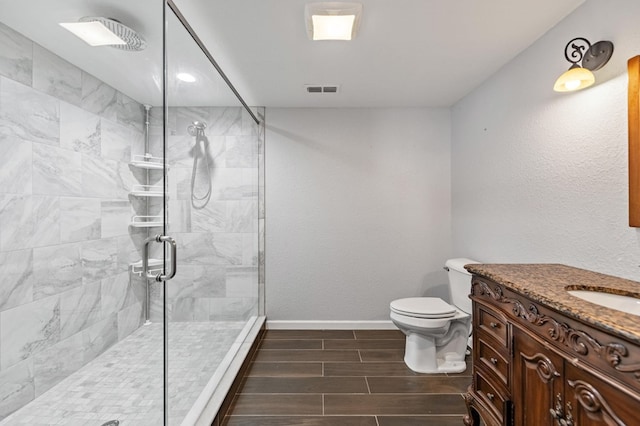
629;56;640;226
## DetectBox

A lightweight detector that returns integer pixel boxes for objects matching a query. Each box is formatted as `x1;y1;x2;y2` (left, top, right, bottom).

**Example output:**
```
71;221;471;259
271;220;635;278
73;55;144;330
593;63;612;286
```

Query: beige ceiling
0;0;585;107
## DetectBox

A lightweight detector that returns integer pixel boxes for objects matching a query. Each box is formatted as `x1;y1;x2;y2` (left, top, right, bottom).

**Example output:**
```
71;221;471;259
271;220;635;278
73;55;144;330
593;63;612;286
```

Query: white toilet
390;258;479;374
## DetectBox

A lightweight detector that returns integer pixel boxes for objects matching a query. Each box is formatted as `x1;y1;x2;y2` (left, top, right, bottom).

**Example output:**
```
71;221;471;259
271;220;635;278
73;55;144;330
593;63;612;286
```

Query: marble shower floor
1;321;245;426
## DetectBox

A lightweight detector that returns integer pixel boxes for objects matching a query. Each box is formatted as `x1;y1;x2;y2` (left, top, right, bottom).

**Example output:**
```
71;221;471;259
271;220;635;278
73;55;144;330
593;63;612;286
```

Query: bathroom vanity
463;264;640;426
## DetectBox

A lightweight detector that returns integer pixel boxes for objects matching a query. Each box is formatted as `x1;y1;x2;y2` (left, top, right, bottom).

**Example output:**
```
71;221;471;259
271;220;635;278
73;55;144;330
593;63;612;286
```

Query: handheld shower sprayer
189;121;212;208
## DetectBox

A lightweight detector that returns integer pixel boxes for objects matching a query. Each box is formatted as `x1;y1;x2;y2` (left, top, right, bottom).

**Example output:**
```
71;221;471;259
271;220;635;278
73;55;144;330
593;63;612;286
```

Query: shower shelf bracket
130;215;163;228
130;154;165;170
129;184;164;198
130;258;163;276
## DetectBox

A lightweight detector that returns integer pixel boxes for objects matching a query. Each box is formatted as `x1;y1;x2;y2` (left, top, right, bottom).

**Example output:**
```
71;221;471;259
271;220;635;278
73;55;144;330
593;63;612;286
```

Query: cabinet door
513;327;564;426
564;362;640;426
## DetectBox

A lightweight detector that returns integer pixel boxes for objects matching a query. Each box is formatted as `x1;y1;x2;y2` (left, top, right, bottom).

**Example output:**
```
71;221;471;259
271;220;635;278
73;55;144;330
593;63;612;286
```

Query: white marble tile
117;302;142;340
167;199;191;233
166;265;226;300
31;196;59;247
225;266;258;298
242;233;258;266
0;295;60;370
177;233;243;266
116;161;137;198
0;22;32;87
191;200;225;232
59;281;101;339
0;195;33;251
0;77;59;147
81;238;118;284
207;108;242;136
32;143;82;196
208;297;257;322
100;118;132;162
0;195;58;249
33;243;82;300
0;358;34;420
101;272;136;318
242;168;259;199
226;200;257;232
0;249;34;312
81;314;117;364
59;102;100;156
171;298;210;322
32;44;81;106
211;168;243;201
81;154;118;198
116;92;144;133
0;135;32;195
81;72;117;121
101;200;131;238
225;135;256;168
173;107;209;136
167;134;194;168
33;331;83;397
60;197;101;243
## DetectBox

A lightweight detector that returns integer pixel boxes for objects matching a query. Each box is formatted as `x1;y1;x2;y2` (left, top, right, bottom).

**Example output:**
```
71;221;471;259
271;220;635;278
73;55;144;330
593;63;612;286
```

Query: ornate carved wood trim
522;352;561;384
568;379;626;425
474;281;640;380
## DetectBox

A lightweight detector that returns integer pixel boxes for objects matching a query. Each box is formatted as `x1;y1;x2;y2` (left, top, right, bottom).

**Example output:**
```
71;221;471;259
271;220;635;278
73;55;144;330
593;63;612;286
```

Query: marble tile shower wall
147;106;263;323
0;22;150;418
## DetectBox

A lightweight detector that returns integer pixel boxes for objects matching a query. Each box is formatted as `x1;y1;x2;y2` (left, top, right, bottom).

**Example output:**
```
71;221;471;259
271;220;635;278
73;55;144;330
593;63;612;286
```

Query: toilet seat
390;297;457;319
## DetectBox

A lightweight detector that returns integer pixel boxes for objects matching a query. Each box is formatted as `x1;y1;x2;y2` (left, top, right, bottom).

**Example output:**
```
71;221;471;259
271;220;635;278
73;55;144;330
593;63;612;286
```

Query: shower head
79;17;147;51
187;121;207;136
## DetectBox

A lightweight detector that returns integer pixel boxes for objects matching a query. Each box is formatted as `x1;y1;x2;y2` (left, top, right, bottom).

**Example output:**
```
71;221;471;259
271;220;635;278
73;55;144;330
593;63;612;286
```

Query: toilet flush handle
443;266;450;271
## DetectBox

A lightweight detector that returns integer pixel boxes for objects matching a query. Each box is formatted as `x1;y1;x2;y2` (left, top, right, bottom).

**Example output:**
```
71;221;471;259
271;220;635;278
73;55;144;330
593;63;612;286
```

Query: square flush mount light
305;2;363;41
59;21;126;46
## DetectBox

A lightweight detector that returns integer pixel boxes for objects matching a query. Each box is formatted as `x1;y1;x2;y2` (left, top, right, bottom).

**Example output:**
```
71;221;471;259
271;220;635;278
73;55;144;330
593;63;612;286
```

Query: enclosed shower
0;0;264;424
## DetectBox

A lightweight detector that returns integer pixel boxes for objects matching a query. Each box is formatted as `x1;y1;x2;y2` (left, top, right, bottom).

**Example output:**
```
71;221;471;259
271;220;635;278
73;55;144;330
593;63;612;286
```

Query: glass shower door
163;2;262;424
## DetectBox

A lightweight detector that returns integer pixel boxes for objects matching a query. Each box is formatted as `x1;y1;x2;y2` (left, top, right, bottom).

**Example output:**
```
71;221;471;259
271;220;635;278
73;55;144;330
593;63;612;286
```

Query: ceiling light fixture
59;21;127;47
305;2;362;41
553;37;614;92
176;72;196;83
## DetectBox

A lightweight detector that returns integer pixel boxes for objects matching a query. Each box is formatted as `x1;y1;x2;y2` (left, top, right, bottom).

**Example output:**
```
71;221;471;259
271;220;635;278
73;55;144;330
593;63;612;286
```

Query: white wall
266;108;452;321
452;0;640;280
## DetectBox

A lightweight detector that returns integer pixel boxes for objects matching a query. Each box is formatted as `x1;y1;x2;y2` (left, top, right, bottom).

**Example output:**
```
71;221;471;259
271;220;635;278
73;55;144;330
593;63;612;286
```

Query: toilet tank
446;258;479;314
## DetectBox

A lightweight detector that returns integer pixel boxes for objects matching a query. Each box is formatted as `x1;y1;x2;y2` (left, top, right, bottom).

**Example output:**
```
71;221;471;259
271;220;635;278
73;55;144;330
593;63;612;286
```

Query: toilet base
398;318;470;374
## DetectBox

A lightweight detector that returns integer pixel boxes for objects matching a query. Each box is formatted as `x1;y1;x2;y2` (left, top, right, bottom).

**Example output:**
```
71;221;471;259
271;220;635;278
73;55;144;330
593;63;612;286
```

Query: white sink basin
568;290;640;316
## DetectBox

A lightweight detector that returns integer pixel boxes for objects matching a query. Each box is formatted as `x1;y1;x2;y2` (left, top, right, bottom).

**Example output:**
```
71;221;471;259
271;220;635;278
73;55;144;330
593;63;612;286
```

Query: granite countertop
464;263;640;345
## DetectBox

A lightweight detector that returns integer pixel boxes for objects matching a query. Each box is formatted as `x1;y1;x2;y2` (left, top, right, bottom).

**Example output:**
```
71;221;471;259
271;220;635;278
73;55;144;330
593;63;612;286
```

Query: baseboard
266;320;398;330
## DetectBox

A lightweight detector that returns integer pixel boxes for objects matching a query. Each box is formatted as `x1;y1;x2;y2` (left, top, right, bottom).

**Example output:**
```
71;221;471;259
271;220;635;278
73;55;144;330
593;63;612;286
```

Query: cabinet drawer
476;368;508;423
477;305;508;347
477;334;509;386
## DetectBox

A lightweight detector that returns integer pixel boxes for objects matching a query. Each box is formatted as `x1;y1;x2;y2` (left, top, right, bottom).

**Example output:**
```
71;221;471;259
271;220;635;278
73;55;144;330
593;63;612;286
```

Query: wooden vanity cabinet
464;276;640;426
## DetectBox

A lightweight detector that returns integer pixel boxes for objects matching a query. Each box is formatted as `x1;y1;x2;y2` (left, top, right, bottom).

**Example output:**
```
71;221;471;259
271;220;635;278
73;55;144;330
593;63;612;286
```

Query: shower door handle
142;235;177;282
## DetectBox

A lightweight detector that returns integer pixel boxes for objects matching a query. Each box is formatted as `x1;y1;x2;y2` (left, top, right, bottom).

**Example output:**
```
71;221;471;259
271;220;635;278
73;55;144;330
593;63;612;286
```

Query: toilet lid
390;297;457;319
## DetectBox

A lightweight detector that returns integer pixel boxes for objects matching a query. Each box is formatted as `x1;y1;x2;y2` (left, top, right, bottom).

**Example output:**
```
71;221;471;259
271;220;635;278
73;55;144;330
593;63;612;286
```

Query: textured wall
452;0;640;280
265;108;452;321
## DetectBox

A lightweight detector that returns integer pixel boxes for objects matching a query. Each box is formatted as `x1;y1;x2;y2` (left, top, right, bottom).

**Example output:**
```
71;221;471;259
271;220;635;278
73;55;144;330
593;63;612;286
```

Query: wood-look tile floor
223;330;471;425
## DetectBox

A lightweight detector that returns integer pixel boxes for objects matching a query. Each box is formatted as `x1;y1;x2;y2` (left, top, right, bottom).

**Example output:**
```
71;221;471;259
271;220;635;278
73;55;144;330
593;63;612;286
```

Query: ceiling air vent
305;84;340;94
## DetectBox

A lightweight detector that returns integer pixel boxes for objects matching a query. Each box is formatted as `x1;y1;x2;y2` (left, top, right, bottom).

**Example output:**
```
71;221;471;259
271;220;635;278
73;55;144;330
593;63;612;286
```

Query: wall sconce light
553;37;614;92
305;2;363;41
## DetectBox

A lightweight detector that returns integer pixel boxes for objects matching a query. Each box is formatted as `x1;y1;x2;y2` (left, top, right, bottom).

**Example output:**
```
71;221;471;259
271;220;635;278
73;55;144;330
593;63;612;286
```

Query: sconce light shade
305;2;363;41
553;38;613;92
553;66;595;92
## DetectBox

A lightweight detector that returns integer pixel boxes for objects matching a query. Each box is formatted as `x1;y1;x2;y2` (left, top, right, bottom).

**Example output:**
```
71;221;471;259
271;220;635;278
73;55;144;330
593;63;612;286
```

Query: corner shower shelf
130;258;163;276
130;154;164;170
130;215;164;228
129;184;163;198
